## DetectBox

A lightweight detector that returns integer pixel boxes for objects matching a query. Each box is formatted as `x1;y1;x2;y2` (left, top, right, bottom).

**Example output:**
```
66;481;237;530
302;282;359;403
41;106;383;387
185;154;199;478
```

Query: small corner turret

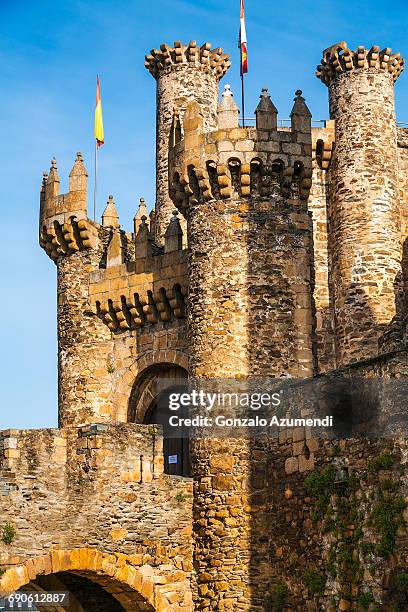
39;153;98;262
217;84;239;129
290;90;312;134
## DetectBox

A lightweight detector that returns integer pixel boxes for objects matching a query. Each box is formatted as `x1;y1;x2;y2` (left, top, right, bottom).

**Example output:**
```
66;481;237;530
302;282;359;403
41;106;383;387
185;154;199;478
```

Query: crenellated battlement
311;120;335;170
145;40;230;79
39;155;189;338
169;87;313;210
317;41;404;84
39;154;99;261
89;246;188;333
40;217;99;261
40;153;89;224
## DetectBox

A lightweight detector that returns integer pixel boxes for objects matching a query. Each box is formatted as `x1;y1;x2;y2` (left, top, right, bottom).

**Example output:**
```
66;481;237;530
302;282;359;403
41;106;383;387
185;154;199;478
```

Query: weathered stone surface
5;34;408;612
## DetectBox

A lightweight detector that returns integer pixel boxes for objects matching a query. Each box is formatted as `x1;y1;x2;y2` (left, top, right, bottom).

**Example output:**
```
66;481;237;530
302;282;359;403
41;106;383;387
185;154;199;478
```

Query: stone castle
1;39;408;611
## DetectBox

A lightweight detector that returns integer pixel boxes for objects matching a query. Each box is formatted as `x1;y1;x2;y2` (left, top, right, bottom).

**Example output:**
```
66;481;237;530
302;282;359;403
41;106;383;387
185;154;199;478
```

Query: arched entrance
0;548;192;611
23;572;153;611
128;363;191;477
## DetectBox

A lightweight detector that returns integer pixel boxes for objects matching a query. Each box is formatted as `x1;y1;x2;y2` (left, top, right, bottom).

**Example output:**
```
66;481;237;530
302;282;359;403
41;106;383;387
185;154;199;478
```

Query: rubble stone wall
0;424;193;609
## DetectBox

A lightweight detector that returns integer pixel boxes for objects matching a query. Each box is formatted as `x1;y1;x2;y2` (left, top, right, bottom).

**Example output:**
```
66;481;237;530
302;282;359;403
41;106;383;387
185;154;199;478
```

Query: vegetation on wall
1;522;16;545
263;581;288;611
303;448;406;609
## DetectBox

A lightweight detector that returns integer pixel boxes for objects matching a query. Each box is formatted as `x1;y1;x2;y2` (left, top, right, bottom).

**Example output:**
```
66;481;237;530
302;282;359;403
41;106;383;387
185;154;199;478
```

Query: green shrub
264;583;289;611
357;591;375;610
304;570;326;596
274;582;288;611
1;523;16;545
368;452;394;472
304;465;336;518
369;494;405;558
360;542;375;556
395;572;408;593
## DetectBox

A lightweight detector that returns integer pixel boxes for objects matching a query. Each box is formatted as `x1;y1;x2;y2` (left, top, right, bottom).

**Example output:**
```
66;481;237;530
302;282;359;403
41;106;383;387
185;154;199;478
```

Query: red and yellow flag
239;0;248;75
94;76;104;147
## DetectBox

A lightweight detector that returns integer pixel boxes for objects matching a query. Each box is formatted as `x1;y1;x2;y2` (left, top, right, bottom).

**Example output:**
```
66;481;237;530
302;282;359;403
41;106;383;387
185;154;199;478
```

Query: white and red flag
239;0;248;75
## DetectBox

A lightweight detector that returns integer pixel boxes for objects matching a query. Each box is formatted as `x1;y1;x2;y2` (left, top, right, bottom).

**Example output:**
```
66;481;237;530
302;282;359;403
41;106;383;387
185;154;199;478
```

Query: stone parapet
0;425;193;606
0;424;192;561
39;154;99;261
316;42;404;85
88;249;188;332
145;41;230;79
170;119;312;211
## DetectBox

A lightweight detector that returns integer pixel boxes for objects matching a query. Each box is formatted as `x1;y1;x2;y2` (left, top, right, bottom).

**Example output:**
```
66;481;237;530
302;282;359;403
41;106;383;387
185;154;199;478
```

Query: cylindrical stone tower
39;155;114;427
317;43;405;365
145;41;230;245
170;89;314;608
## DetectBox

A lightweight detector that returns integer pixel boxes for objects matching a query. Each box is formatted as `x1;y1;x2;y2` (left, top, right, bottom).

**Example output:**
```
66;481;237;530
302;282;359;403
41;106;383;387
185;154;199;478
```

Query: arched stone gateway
128;362;190;477
113;350;189;423
0;548;192;611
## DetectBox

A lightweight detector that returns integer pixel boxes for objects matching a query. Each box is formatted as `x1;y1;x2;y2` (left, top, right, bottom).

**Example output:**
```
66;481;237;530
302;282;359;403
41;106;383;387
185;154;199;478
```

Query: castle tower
170;87;314;608
317;43;405;365
39;154;114;427
145;41;230;245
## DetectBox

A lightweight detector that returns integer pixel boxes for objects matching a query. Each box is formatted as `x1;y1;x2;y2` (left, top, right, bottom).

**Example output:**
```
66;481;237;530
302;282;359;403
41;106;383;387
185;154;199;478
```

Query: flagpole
93;140;97;222
241;67;246;128
239;0;246;128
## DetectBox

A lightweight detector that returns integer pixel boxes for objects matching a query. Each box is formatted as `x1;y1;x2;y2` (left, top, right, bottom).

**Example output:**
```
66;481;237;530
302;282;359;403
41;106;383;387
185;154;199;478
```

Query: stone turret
170;89;314;379
102;194;120;229
39;156;115;427
145;41;230;245
169;87;314;608
133;197;149;233
317;43;405;366
39;149;189;428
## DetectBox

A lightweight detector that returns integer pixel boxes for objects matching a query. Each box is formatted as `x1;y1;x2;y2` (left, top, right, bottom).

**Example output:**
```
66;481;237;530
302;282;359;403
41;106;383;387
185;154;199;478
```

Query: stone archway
0;548;192;611
128;361;190;476
112;349;189;422
128;362;188;423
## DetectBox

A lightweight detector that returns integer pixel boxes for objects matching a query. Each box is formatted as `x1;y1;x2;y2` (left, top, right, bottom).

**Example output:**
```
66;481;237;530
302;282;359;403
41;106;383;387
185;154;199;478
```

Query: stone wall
0;424;193;609
191;433;408;611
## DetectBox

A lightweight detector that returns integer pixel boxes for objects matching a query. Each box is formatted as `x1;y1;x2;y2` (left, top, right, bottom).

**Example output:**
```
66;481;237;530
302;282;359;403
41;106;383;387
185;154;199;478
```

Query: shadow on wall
379;235;408;352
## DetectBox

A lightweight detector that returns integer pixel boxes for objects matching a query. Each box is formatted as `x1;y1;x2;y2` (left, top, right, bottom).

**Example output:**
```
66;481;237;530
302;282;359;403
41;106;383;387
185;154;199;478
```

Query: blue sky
1;0;407;429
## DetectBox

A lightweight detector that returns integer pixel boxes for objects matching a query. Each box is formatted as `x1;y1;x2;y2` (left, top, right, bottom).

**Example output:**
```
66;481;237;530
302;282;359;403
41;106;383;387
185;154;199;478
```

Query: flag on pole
94;76;104;147
239;0;248;75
